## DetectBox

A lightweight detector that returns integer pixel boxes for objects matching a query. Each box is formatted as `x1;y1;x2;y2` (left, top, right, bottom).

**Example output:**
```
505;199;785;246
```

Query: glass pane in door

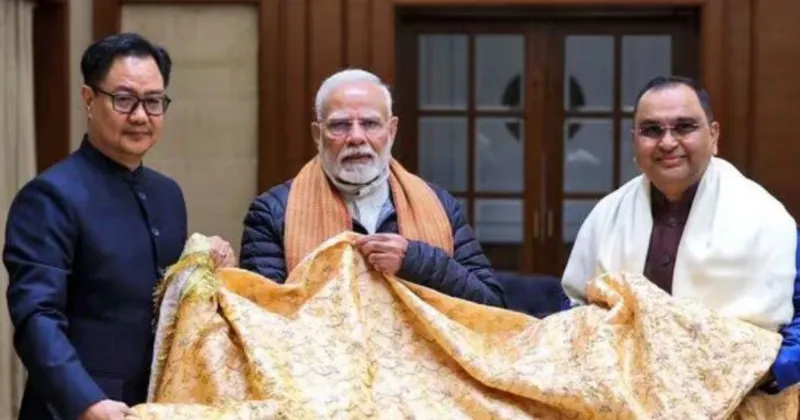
417;117;468;192
475;199;523;243
564;36;614;111
619;118;640;183
418;35;468;110
476;198;523;271
475;117;524;192
621;35;672;112
475;35;524;110
563;118;613;193
562;199;598;249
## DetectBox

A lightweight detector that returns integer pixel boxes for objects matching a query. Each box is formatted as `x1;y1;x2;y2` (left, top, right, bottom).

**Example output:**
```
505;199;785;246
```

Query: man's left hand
354;233;408;276
210;235;237;268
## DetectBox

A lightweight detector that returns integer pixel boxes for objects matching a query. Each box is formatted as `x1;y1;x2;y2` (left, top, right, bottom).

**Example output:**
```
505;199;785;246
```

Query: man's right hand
80;399;132;420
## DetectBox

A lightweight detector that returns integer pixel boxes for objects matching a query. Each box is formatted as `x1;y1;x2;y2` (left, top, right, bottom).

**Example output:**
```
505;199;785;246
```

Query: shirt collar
78;134;144;184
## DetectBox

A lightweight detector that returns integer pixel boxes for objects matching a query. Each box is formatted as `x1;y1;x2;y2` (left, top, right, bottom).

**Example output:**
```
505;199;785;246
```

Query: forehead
102;55;164;92
635;84;705;122
323;82;386;119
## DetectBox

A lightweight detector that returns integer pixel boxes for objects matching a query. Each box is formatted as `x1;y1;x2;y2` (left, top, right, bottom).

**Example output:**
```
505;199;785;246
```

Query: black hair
632;75;714;122
80;32;172;88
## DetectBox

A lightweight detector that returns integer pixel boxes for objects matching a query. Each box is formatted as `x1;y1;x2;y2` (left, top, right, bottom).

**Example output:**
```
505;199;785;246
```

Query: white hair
314;68;393;121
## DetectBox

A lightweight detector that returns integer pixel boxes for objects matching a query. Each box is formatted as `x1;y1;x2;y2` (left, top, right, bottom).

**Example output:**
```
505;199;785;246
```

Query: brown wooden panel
699;0;725;141
722;0;751;172
93;0;122;40
282;0;311;178
125;0;258;3
309;0;344;109
371;0;395;84
259;0;282;191
33;0;70;172
750;0;800;218
345;0;372;67
393;0;706;5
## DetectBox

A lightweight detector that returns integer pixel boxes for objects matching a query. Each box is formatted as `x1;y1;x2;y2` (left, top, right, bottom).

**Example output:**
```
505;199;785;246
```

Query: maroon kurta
643;184;698;293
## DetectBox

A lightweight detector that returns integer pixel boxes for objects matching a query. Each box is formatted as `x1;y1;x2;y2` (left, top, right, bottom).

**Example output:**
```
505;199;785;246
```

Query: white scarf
562;157;797;332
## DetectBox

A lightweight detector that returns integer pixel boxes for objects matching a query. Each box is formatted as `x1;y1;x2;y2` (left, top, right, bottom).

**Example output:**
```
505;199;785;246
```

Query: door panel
549;21;693;275
396;12;697;276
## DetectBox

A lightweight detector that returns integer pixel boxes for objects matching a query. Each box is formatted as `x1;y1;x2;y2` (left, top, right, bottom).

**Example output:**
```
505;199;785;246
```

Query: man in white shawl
562;75;800;392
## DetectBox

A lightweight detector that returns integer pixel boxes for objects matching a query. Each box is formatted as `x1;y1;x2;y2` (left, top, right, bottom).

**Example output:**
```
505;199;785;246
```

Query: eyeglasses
632;121;703;140
93;87;171;116
323;118;386;138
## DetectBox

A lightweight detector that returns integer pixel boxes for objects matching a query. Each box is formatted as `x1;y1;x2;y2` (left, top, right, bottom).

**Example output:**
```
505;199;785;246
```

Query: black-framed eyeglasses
93;87;172;116
632;121;703;140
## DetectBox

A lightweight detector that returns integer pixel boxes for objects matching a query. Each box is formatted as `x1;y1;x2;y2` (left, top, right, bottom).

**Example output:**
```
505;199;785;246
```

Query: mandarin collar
650;181;699;214
78;134;144;184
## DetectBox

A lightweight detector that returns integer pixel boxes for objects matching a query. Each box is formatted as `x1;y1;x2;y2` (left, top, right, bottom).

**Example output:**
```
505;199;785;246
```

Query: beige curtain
0;0;38;418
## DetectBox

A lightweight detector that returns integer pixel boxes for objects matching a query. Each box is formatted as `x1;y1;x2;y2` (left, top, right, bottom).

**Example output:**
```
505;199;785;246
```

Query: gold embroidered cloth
129;233;799;419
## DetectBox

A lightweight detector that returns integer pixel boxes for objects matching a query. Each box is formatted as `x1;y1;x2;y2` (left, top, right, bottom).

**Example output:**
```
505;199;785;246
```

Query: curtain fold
0;0;38;418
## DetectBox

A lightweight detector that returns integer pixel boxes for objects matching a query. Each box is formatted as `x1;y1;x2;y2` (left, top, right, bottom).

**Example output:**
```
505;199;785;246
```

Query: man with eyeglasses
239;68;504;307
3;33;236;420
561;75;800;394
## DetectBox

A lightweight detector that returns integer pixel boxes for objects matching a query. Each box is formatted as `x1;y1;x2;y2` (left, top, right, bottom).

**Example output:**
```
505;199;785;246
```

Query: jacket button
151;227;160;237
137;191;147;200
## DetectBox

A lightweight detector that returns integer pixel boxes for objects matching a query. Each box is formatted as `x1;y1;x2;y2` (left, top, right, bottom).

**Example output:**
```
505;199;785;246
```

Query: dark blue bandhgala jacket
3;138;187;420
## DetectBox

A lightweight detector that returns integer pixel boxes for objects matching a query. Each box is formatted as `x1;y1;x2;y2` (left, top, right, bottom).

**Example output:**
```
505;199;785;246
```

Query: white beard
319;140;392;187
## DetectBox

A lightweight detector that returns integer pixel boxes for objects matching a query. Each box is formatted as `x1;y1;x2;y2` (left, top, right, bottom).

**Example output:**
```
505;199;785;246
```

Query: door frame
370;0;737;168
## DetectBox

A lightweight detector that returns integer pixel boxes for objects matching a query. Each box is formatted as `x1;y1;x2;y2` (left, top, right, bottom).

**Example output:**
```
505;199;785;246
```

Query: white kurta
562;157;797;332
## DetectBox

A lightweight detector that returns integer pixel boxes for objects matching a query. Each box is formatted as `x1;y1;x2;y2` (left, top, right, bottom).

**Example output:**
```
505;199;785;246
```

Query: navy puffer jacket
240;180;505;307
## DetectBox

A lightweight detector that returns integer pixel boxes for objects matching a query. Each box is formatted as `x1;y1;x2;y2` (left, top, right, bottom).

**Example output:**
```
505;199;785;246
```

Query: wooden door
396;23;545;273
395;9;698;276
542;19;698;275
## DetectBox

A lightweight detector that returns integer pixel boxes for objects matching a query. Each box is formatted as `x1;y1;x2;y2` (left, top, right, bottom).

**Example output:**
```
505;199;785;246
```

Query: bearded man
239;69;504;307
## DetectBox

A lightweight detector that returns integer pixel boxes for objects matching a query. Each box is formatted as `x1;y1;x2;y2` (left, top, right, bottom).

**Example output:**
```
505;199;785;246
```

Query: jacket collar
78;134;144;184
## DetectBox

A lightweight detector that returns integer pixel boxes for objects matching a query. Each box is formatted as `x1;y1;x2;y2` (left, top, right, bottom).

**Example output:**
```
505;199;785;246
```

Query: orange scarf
284;157;453;273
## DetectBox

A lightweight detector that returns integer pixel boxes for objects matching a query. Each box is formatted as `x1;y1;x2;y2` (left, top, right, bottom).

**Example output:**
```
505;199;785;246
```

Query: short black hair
80;32;172;88
632;75;714;123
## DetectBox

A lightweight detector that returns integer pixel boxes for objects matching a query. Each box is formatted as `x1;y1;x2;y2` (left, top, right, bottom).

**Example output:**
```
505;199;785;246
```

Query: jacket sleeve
239;193;288;283
397;198;505;307
2;179;105;420
771;228;800;392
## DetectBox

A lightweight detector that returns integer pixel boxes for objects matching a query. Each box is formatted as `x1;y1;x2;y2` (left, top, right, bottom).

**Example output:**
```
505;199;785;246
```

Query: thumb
114;401;132;414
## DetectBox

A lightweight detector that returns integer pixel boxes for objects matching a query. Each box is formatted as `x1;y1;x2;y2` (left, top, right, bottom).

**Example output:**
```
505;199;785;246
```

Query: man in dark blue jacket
3;33;234;420
240;69;504;307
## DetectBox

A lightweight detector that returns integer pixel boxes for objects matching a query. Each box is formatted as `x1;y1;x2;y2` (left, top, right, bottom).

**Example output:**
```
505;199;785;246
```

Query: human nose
128;101;149;122
658;129;679;149
345;121;368;144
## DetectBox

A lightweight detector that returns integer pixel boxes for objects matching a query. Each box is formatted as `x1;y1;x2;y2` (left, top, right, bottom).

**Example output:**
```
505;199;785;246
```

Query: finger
115;402;132;413
353;235;370;246
368;253;398;267
362;241;402;255
366;233;395;242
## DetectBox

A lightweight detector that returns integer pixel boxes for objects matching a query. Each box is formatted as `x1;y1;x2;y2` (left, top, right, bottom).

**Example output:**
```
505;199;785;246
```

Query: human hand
209;235;237;268
80;399;131;420
354;233;408;275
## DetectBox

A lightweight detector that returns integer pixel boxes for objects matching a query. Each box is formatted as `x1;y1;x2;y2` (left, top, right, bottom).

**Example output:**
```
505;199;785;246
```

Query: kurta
3;136;187;420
